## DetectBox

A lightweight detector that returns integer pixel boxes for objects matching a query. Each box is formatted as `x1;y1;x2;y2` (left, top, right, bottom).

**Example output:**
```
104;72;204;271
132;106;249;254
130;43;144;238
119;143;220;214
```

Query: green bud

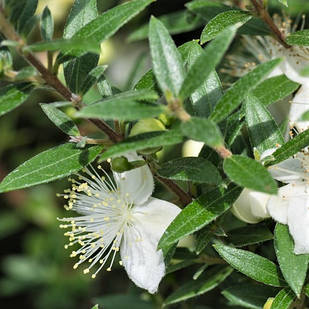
111;156;132;173
263;297;274;309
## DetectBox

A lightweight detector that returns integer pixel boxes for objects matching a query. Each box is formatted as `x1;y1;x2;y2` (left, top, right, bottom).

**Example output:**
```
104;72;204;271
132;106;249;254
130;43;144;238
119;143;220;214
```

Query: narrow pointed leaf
286;30;309;46
40;6;53;41
149;16;185;97
158;185;242;250
271;289;295;309
179;26;236;100
210;59;282;123
214;243;285;287
0;144;102;193
274;224;309;297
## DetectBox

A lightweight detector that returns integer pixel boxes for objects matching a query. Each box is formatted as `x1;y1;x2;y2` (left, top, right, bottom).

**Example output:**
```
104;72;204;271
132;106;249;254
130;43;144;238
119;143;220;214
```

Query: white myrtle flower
58;152;181;293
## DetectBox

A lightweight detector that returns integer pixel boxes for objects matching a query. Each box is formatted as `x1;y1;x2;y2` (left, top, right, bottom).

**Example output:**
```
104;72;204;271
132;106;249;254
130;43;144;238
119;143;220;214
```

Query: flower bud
111;156;132;173
231;188;271;224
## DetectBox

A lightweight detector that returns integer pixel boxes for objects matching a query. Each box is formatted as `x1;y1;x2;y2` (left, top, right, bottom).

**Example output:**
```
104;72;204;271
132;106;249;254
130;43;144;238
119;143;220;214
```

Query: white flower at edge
58;152;181;293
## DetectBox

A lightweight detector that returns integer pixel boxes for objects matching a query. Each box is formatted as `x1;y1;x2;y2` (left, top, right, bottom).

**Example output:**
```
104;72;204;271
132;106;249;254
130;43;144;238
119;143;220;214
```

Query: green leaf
222;283;278;309
179;26;236;100
158;157;221;184
223;155;278;194
0;144;102;193
278;0;288;6
0;84;30;117
195;228;213;254
164;266;233;306
214;243;285;287
125;52;148;90
128;10;204;42
200;10;252;44
158;185;241;250
229;225;273;247
40;6;53;41
91;305;99;309
274;223;309;297
210;59;282;123
134;70;158;92
181;117;224;148
179;41;223;117
286;30;309;46
270;289;295;309
268;129;309;165
100;130;183;160
252;75;299;107
149;16;185;97
40;104;80;136
166;260;195;275
245;93;284;154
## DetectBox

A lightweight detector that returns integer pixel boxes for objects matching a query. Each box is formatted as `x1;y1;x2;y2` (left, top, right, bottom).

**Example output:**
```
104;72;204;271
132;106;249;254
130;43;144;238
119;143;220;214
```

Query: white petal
286;186;309;254
182;140;204;157
231;188;271;224
120;198;181;293
113;152;154;205
289;85;309;133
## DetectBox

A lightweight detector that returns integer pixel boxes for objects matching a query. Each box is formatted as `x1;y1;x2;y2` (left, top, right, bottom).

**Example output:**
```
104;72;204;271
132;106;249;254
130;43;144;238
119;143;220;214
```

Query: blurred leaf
179;40;223;117
245;93;284;154
222;283;278;309
40;6;53;41
179;26;236;100
200;10;251;44
125;52;148;90
166;260;195;274
149;16;185;97
271;289;295;309
210;59;282;123
158;185;241;251
0;84;30;117
164;266;233;306
95;294;155;309
134;70;158;92
193;264;209;280
0;144;102;193
0;212;24;240
40;103;80;136
214;243;285;287
91;305;99;309
267;129;309;165
100;130;183;160
278;0;288;6
181;117;224;148
274;224;309;297
286;30;309;46
223;155;278;194
128;10;203;41
228;225;273;247
158;157;221;184
252;75;299;107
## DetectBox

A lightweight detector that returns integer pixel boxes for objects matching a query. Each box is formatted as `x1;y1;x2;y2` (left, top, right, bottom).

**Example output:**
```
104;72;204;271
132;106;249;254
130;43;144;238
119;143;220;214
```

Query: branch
250;0;291;48
0;6;122;143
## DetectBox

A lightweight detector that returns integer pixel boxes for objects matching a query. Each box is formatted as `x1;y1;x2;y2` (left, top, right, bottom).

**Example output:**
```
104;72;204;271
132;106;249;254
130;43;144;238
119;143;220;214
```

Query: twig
250;0;291;48
0;6;122;143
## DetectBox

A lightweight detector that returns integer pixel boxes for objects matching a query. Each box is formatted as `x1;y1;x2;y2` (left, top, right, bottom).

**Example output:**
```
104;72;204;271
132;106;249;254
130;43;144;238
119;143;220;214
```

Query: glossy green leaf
268;129;309;165
214;243;285;287
40;6;53;41
245;93;284;154
274;224;309;297
271;289;295;309
100;130;183;160
40;104;80;136
166;260;195;275
286;30;309;46
164;266;233;306
210;59;282;123
0;84;30;117
128;10;203;42
181;117;224;148
229;225;273;247
179;26;236;100
158;157;221;184
0;144;102;193
134;70;158;92
195;228;213;254
149;16;185;97
223;155;278;194
180;40;223;117
200;10;251;44
252;75;299;107
158;186;242;250
222;283;278;309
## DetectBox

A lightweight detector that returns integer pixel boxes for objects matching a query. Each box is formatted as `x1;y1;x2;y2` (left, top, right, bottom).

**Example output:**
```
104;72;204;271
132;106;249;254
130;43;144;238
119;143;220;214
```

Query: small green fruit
111;156;132;173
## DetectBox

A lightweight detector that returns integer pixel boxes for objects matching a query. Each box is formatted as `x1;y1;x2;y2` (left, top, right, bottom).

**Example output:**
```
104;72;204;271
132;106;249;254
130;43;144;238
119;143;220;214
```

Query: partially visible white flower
58;152;181;293
232;188;271;224
182;140;204;157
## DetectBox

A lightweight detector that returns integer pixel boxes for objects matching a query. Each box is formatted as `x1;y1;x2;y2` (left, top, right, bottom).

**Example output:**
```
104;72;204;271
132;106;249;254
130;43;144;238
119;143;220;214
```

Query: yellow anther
73;263;79;269
104;217;110;221
83;268;90;274
70;251;77;257
92;274;96;279
106;267;111;272
119;261;123;266
64;195;69;199
64;244;69;249
100;259;104;264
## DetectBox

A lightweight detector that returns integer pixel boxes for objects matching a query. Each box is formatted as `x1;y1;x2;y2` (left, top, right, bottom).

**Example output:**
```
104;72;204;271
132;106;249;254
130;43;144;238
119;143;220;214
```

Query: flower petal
120;197;181;293
231;188;271;224
113;152;154;205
